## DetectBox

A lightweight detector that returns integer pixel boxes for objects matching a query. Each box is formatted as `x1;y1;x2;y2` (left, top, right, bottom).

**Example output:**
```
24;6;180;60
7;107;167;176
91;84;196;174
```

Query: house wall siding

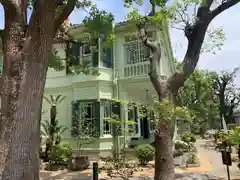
41;22;174;151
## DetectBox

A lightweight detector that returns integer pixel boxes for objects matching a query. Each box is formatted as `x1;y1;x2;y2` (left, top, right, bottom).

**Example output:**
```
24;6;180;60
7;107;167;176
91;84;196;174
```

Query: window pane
124;42;139;65
71;102;95;137
103;101;112;135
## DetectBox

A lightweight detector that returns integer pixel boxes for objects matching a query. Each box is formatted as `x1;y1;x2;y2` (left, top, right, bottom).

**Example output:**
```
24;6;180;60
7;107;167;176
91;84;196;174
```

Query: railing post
92;162;99;180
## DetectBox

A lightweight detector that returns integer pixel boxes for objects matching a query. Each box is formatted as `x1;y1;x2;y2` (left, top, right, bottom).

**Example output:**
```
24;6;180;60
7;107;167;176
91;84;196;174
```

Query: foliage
104;99;137;160
41;120;68;144
227;126;240;145
179;68;220;132
83;5;115;44
41;95;68;161
100;155;139;180
125;0;226;54
181;132;196;144
43;95;66;107
48;143;73;165
71;103;97;155
213;68;240;125
48;49;65;71
174;140;188;151
186;152;199;165
100;99;140;179
135;144;155;165
152;98;193;123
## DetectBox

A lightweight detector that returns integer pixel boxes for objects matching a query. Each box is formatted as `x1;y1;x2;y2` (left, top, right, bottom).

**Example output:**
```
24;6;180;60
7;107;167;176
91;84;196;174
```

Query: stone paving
40;139;240;179
193;139;240;179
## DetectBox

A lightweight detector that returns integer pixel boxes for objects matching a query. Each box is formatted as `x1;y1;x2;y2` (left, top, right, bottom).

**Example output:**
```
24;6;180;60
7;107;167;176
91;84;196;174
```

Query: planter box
68;156;90;171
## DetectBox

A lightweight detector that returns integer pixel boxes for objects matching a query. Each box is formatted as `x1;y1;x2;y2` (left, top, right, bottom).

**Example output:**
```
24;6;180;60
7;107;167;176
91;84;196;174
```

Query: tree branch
136;20;163;99
210;0;240;18
21;0;28;29
135;0;165;100
166;0;215;92
53;0;77;35
166;0;240;94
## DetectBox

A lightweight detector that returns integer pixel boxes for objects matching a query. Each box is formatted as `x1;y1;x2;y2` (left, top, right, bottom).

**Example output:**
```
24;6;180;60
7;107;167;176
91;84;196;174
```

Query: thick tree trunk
154;123;175;180
0;3;55;179
0;0;76;179
0;54;49;180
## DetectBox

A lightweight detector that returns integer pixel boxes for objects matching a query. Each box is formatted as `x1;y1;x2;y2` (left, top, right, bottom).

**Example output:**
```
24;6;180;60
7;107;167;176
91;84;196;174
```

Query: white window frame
123;31;156;65
149;111;155;133
103;101;112;136
78;102;95;136
78;43;93;66
128;106;141;138
82;43;92;56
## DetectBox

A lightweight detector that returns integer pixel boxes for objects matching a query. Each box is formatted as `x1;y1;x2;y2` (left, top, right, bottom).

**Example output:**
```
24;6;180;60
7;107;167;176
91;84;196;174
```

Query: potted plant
69;103;96;171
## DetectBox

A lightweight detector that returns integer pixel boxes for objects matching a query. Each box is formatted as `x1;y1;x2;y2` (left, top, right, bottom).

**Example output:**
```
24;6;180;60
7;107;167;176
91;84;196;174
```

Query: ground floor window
149;111;155;131
103;101;112;135
72;101;95;137
128;106;139;135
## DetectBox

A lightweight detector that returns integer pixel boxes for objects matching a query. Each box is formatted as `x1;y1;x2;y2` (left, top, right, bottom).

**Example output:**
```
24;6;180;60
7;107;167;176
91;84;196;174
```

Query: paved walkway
40;139;240;179
183;139;240;179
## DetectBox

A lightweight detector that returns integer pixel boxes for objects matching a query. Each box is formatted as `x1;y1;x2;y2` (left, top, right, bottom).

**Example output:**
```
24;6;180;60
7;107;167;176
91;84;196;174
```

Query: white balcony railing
124;62;150;77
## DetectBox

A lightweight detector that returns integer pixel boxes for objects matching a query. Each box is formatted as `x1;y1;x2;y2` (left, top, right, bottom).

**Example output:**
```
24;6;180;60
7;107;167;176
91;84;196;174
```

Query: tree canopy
180;69;220;131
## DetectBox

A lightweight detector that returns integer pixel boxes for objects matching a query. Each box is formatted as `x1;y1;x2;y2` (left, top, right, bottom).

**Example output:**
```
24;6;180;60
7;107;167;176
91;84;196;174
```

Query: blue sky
0;1;240;83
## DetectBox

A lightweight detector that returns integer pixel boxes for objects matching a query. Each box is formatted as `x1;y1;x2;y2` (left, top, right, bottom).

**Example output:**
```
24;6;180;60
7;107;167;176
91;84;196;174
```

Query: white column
100;101;104;136
98;36;101;67
136;106;141;137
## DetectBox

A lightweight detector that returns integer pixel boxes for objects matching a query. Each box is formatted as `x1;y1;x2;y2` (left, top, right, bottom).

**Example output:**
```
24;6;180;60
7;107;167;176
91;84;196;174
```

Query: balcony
124;62;150;77
121;39;151;78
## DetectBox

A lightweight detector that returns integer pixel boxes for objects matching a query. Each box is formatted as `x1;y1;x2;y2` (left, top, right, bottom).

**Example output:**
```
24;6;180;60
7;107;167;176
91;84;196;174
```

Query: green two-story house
40;20;175;153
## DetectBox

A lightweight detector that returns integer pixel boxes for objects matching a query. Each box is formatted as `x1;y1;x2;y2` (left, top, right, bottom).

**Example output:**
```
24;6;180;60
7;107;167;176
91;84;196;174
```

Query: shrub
135;144;154;165
175;140;188;150
181;132;196;144
48;142;73;165
186;152;199;165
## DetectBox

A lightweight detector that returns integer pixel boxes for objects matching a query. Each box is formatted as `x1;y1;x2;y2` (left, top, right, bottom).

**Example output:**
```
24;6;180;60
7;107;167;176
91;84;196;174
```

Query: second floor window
82;44;91;56
123;32;155;65
66;42;99;74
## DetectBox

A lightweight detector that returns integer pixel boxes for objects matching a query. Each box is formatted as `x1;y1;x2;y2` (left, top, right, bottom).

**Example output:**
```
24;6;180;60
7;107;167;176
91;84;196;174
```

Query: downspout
112;24;119;100
112;23;121;156
97;36;101;102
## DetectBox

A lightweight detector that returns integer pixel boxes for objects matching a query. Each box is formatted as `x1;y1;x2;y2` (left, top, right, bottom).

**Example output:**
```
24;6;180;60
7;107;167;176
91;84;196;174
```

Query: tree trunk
0;54;49;179
0;0;76;179
0;3;55;179
154;124;175;180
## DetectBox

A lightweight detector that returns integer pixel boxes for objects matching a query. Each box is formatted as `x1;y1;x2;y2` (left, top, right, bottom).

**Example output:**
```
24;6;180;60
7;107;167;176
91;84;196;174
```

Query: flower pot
45;163;66;171
68;156;90;171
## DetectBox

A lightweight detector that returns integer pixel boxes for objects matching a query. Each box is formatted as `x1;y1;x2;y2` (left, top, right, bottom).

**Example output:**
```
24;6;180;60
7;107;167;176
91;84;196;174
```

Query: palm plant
41;95;67;161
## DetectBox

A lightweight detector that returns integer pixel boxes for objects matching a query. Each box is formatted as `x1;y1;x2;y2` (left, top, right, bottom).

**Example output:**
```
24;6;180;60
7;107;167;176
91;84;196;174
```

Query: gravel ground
40;139;240;180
